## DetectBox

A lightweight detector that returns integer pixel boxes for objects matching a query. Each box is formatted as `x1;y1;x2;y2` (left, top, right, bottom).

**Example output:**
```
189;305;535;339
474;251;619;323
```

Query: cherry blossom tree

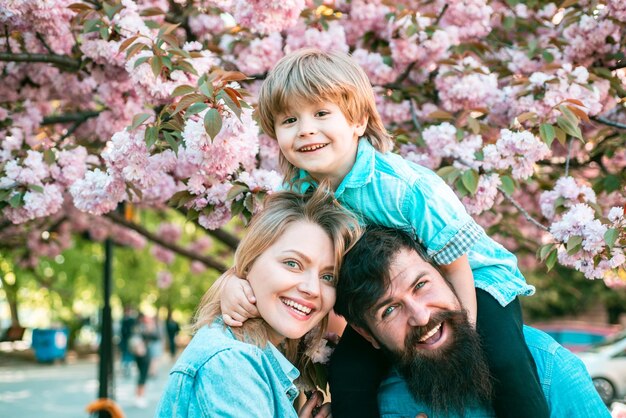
1;0;624;295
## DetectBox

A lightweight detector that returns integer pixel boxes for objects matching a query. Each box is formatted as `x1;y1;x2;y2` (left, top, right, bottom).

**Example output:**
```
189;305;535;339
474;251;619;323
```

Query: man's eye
381;305;396;319
321;273;335;283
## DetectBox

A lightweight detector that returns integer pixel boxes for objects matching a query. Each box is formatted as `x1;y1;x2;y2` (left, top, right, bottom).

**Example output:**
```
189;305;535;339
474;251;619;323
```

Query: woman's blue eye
321;274;335;283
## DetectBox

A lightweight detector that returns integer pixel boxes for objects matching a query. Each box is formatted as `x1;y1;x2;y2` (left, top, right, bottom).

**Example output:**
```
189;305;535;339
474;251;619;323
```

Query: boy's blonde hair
257;48;393;181
194;185;361;386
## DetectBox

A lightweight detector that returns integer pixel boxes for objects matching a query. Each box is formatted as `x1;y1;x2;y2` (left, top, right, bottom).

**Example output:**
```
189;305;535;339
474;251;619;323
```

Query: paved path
0;353;171;418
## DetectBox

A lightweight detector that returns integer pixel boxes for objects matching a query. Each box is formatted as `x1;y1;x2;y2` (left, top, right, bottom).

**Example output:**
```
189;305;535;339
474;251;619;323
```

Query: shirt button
415;413;428;418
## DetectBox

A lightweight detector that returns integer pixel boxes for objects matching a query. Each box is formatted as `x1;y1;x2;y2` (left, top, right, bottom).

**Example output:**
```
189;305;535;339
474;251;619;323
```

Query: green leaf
8;192;23;208
461;170;479;195
186;208;199;221
545;248;558;271
602;175;621;193
28;184;44;193
556;116;582;140
539;124;555;147
102;2;122;19
199;81;214;98
538;243;554;261
604;228;619;249
231;198;244;217
84;18;100;34
171;85;195;97
132;55;150;69
43;149;56;165
185;102;208;117
168;190;190;207
218;91;242;120
151;55;162;78
500;175;515;196
145;126;158;148
566;235;583;255
436;166;460;183
226;184;249;200
558;104;579;125
130;113;151;130
554;126;567;145
204;108;222;140
244;193;255;213
173;93;206;115
163;131;179;153
542;50;554;63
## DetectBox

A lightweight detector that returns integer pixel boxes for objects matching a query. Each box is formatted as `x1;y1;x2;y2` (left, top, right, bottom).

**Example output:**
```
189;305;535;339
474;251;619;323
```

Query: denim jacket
155;318;300;418
378;326;610;418
295;139;535;306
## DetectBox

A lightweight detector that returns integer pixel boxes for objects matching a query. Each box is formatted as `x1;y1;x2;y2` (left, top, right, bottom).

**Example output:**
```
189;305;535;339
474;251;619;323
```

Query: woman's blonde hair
194;184;361;386
257;48;393;182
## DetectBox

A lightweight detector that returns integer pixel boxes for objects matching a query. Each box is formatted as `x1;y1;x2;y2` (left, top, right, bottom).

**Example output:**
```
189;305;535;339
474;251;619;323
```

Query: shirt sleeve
547;347;611;417
403;170;483;265
193;348;283;418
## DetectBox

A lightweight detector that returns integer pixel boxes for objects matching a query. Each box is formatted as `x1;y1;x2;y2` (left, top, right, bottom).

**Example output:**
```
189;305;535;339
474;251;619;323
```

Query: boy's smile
274;100;367;189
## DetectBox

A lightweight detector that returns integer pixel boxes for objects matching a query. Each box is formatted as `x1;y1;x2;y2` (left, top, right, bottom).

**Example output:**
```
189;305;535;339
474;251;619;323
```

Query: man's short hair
335;225;432;329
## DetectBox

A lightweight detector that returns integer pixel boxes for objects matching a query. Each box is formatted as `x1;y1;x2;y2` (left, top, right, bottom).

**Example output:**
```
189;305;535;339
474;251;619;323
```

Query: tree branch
497;186;549;231
0;52;82;71
42;111;101;125
105;212;228;273
592;116;626;130
206;228;239;251
408;98;423;133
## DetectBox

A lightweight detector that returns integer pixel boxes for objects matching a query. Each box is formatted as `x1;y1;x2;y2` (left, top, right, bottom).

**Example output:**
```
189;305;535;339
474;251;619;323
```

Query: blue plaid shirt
155;318;300;418
296;138;534;306
379;326;610;418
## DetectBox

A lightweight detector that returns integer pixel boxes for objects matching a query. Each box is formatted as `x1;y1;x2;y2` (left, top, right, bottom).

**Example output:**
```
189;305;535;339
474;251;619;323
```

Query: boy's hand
220;272;259;327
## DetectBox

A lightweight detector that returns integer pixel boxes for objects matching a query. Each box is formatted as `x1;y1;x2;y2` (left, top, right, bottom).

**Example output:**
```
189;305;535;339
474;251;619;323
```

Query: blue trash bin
32;328;68;362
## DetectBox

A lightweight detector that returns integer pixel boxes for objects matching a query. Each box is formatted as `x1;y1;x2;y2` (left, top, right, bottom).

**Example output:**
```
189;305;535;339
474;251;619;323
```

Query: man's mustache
405;309;466;346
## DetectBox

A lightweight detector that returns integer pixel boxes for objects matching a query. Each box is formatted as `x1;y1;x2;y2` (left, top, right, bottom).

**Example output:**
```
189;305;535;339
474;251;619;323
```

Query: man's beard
385;310;493;417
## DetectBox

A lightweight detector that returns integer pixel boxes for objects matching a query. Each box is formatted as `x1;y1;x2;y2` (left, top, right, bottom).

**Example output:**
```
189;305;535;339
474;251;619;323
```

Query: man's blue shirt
295;138;534;306
155;318;300;418
378;326;610;418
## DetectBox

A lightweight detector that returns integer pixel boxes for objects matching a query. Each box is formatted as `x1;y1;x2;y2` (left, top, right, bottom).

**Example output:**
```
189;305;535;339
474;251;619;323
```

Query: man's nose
406;299;429;327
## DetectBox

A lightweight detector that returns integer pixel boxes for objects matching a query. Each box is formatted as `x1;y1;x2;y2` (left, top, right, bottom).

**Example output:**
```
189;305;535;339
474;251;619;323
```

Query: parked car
532;321;622;353
578;331;626;405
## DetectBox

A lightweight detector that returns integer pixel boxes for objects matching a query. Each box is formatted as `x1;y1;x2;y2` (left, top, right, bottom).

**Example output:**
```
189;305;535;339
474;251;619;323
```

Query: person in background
165;310;180;359
119;305;136;378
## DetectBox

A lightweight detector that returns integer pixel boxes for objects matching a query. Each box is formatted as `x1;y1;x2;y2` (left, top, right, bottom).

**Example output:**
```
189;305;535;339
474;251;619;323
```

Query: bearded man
333;225;609;418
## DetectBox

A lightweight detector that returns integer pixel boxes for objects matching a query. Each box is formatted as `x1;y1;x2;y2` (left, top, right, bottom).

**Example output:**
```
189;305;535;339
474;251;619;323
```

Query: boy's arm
220;272;259;326
438;254;477;326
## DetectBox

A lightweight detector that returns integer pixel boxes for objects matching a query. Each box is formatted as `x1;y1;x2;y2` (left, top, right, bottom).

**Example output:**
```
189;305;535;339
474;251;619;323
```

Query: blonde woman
156;187;361;417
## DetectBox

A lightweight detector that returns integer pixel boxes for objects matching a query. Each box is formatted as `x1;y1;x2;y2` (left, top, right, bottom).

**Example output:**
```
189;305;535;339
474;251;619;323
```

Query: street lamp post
98;237;114;418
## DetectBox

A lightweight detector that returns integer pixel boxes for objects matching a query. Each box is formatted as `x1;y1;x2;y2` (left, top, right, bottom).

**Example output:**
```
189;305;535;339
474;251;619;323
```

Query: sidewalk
0;349;171;418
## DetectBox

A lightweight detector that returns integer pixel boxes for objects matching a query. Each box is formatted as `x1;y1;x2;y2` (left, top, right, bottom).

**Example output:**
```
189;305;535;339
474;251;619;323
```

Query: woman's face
246;220;337;345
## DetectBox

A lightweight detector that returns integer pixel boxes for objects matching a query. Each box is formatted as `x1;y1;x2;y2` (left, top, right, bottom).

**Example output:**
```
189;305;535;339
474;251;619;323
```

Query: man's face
362;247;461;354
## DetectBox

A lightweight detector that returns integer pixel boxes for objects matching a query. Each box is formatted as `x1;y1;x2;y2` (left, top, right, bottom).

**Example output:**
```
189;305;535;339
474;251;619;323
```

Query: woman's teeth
281;298;312;315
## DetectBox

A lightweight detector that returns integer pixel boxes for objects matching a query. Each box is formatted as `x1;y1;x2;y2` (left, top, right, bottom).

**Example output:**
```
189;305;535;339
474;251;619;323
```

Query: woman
156;187;361;417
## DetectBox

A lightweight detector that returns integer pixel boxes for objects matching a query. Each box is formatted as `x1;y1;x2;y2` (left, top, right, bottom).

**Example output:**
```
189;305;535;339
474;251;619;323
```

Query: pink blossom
462;174;501;215
190;261;207;275
232;0;304;35
343;0;390;44
482;129;550;179
235;33;285;75
562;13;621;66
352;49;397;85
258;134;281;172
435;57;499;112
236;169;282;193
157;223;182;243
189;14;227;41
198;205;232;230
156;270;173;289
539;177;596;220
285;21;349;54
422;123;482;168
607;0;626;23
399;143;440;170
152;245;176;265
550;204;607;256
441;0;493;41
4;184;64;224
70;169;126;215
189;236;213;253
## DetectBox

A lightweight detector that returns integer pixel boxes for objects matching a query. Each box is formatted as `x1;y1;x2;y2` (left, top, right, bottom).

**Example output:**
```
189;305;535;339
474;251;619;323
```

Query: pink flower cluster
435;57;499;112
440;0;493;41
539;176;596;220
342;0;390;44
562;13;621;66
422;123;483;169
232;0;305;35
607;0;626;23
284;21;349;54
482;129;550;179
181;106;259;184
352;49;397;85
70;169;126;215
462;173;501;215
235;33;285;76
156;270;173;289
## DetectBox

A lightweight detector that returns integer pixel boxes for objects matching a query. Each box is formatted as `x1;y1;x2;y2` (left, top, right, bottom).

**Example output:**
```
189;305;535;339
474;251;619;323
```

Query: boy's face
273;100;367;188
